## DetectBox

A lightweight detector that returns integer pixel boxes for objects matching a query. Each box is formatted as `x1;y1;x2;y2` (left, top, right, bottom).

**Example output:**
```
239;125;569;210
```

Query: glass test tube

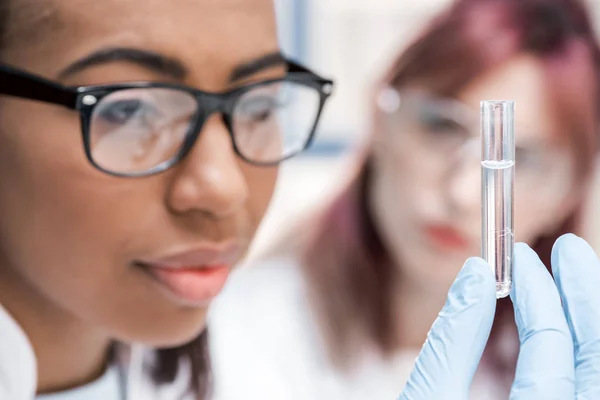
481;100;515;299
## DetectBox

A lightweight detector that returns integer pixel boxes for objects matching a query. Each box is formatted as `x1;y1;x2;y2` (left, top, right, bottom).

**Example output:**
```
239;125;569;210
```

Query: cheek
514;205;556;243
0;121;120;281
242;164;278;227
370;146;433;251
514;185;570;243
376;141;448;219
0;104;97;266
0;104;207;343
373;148;412;214
0;103;145;263
514;153;577;242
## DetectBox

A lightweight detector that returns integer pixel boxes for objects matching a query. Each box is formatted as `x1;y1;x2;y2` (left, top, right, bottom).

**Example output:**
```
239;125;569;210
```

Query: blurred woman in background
209;0;600;398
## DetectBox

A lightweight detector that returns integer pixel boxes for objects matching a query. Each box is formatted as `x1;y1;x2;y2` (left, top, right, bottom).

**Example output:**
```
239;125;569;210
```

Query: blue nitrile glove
398;234;600;400
548;234;600;399
397;257;496;400
507;240;574;399
505;234;600;399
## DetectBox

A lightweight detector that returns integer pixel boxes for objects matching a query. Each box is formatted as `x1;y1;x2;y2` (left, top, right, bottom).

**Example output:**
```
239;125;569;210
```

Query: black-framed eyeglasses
0;60;334;177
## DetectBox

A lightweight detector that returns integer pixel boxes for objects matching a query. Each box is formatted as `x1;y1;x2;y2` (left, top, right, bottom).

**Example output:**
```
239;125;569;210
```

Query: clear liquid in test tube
481;100;515;299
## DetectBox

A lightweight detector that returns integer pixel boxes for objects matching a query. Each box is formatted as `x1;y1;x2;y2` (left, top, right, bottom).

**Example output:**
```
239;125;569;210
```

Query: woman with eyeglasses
0;0;333;398
208;0;600;398
3;0;600;399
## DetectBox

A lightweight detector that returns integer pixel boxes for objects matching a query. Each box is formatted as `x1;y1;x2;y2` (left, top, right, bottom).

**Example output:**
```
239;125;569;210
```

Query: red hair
303;0;600;384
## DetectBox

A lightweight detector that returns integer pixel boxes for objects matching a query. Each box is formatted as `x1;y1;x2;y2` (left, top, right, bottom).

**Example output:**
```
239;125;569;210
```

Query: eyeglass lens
89;81;322;174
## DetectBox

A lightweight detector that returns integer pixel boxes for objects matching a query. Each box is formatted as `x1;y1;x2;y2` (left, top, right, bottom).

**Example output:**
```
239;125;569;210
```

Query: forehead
4;0;278;81
458;54;559;146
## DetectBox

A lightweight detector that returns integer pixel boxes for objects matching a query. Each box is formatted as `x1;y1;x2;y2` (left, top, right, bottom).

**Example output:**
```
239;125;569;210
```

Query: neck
0;265;112;394
394;274;450;349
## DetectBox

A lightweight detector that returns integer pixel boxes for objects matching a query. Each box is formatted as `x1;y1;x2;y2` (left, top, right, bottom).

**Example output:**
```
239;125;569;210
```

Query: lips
137;241;241;306
148;266;231;306
424;224;470;250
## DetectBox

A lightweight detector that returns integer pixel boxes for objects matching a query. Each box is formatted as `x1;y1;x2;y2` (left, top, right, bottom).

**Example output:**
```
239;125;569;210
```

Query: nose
166;115;249;218
445;154;481;216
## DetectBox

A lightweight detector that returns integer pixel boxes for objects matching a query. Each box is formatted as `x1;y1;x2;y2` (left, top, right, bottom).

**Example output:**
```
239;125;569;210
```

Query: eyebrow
58;47;287;83
58;48;187;81
229;52;286;81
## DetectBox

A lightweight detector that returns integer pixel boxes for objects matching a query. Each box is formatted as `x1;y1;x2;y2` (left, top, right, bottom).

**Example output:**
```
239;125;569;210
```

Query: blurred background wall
249;0;600;257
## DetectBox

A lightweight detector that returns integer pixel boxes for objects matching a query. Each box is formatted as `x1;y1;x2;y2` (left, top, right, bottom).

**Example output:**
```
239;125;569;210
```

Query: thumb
399;257;496;400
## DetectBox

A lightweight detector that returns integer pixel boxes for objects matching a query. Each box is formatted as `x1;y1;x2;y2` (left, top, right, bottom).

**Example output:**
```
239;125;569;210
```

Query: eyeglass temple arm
0;64;78;109
286;60;332;84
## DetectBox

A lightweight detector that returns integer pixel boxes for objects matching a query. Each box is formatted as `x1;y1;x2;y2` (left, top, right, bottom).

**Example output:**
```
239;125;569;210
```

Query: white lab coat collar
0;303;37;399
0;304;192;400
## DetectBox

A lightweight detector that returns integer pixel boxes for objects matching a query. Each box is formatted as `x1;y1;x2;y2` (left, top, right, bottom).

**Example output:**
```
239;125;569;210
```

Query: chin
113;307;209;348
404;250;465;288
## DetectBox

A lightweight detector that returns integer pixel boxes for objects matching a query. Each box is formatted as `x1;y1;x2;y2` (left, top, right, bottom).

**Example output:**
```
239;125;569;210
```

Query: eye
420;109;468;137
425;115;462;131
237;95;282;122
96;98;158;125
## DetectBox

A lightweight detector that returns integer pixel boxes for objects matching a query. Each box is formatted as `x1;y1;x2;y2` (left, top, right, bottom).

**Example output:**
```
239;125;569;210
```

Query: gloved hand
398;233;600;399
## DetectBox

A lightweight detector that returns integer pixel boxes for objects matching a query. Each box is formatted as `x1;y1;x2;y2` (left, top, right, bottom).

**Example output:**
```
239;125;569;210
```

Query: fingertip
512;242;540;281
449;257;496;307
552;233;586;260
551;233;597;278
510;242;570;344
468;257;497;303
511;242;554;302
553;233;583;250
514;241;534;252
551;233;600;316
513;241;546;272
511;243;534;298
462;257;495;281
